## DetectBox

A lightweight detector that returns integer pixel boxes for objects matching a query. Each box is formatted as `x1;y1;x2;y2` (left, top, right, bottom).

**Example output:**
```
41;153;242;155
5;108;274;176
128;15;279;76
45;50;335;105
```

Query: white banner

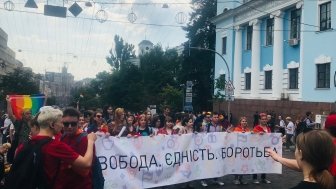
95;133;282;189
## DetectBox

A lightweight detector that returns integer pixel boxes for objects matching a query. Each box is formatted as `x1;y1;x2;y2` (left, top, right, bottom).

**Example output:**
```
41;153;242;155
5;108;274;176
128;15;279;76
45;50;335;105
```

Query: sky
0;0;192;80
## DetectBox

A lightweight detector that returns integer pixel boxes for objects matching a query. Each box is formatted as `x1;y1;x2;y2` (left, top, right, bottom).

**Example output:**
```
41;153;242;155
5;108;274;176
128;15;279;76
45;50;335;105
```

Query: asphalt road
170;148;301;189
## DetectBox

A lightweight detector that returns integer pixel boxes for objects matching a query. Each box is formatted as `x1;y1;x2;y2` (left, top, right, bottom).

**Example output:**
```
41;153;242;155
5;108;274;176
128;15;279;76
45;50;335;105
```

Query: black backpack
5;138;53;189
61;133;105;189
296;118;313;135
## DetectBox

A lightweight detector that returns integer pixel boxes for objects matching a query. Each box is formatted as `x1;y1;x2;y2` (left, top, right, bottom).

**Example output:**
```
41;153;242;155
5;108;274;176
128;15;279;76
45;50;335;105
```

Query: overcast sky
0;0;191;80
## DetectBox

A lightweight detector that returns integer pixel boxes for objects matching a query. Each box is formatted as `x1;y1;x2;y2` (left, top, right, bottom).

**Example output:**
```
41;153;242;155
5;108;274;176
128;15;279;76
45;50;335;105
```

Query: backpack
4;138;53;189
296;118;312;135
61;133;105;189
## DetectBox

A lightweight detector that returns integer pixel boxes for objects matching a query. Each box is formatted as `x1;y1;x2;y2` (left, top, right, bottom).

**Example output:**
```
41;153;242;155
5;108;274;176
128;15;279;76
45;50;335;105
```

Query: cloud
0;0;192;80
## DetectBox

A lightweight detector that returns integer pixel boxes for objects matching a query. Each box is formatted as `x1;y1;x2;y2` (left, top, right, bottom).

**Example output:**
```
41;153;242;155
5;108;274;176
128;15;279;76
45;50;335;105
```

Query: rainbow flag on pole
9;94;46;120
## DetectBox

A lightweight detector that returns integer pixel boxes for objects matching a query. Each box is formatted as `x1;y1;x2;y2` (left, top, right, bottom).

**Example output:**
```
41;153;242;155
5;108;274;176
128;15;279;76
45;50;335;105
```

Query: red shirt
253;125;271;133
16;135;79;189
60;131;93;189
330;138;336;176
157;128;178;135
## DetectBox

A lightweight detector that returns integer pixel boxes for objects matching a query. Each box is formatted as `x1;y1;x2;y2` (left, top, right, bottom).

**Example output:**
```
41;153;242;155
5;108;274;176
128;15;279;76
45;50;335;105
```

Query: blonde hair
37;106;63;128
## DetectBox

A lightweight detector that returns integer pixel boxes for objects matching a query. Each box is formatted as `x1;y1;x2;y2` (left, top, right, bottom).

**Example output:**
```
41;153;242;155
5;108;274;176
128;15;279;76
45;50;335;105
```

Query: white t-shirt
286;121;294;135
3;118;12;134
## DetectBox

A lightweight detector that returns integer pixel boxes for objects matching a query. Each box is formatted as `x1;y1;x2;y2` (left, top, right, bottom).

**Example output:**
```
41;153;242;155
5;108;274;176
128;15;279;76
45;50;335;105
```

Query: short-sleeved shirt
17;135;79;189
286;121;295;135
60;132;93;189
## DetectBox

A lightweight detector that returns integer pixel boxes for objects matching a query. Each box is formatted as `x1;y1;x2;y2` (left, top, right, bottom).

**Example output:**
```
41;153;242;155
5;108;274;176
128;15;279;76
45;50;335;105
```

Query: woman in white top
285;117;295;150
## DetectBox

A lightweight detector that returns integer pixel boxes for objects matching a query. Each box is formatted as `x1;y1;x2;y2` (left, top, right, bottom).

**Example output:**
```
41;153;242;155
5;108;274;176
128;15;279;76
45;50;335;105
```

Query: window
290;9;301;39
266;18;274;46
265;71;272;89
246;26;252;50
320;2;331;31
245;73;251;90
289;68;298;89
317;63;330;88
222;37;227;54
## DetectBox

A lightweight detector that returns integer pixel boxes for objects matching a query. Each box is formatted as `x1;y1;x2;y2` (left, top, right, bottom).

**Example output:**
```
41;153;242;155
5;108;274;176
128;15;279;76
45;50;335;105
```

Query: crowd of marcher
0;95;335;189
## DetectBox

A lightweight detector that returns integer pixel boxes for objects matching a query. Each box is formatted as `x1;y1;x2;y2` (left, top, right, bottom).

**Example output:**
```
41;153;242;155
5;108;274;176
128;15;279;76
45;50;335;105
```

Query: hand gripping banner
95;132;282;188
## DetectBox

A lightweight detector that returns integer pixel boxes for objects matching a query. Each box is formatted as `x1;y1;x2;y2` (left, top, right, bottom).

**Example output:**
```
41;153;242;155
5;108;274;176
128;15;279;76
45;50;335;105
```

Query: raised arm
6;95;16;122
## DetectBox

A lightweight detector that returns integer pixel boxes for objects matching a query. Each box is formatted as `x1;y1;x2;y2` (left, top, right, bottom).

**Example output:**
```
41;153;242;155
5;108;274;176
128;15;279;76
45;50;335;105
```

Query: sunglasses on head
63;122;78;127
96;115;102;118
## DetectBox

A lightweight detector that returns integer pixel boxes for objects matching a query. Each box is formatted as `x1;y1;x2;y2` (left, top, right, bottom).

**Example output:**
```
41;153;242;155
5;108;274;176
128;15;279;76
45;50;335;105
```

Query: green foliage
0;67;40;108
214;74;226;99
74;36;185;112
0;67;40;95
106;35;135;71
181;0;217;112
159;85;183;113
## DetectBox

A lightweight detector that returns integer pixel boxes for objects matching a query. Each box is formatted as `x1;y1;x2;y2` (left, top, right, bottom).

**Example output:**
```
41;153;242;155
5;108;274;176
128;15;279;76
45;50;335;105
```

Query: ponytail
311;169;335;189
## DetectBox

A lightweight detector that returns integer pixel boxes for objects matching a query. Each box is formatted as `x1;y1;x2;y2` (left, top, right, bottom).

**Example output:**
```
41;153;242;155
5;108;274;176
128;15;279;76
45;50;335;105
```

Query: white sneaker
253;179;260;184
200;180;208;187
215;180;225;186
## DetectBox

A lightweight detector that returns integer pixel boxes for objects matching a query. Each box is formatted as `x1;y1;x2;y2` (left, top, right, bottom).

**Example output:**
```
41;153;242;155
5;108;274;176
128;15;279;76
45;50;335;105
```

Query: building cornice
211;0;302;26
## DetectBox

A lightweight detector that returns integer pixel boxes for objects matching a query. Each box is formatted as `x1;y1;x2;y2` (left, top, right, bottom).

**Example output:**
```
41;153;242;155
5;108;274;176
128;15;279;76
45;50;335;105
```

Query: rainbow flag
9;94;46;120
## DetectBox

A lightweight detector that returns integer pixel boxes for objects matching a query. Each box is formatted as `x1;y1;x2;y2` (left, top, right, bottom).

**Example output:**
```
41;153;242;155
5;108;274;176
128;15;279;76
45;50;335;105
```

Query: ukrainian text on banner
95;132;282;189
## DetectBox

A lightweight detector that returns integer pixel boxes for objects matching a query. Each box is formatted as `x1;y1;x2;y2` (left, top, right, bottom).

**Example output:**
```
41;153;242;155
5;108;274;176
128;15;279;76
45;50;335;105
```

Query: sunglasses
63;122;78;127
96;115;102;118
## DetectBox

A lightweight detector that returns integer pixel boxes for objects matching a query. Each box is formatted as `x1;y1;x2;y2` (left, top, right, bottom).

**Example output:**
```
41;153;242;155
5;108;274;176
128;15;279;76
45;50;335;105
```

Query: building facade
0;28;21;76
40;66;74;106
212;0;335;103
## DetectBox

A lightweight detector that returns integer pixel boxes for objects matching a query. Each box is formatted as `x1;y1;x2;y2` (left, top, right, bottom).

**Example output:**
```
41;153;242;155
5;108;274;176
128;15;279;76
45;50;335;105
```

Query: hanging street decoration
68;2;83;17
24;0;38;8
95;9;108;23
4;0;15;11
128;9;137;23
175;12;187;24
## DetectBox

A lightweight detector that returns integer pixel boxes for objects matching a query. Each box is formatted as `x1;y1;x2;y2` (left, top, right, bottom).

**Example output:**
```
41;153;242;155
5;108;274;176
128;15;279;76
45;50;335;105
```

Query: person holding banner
252;113;272;184
7;106;97;189
60;107;94;189
267;113;336;178
136;114;154;136
158;116;178;135
181;117;194;134
200;112;225;187
269;130;335;189
232;116;250;185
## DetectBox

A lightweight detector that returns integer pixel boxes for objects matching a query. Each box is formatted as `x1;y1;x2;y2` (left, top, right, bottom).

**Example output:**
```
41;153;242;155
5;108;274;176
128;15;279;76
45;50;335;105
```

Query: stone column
271;10;284;99
233;26;242;97
250;19;261;98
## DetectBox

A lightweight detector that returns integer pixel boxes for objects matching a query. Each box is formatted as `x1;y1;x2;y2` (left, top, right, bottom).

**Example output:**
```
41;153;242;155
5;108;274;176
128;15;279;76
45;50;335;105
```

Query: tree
140;45;183;111
181;0;217;112
106;35;135;71
0;67;40;95
0;67;40;108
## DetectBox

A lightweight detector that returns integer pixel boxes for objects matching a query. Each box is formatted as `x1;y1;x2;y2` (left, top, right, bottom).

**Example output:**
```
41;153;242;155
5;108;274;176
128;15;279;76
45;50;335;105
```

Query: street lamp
188;46;234;122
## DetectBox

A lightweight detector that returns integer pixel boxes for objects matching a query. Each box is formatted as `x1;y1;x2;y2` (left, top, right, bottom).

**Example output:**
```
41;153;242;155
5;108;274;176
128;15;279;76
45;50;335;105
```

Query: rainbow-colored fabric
9;94;45;120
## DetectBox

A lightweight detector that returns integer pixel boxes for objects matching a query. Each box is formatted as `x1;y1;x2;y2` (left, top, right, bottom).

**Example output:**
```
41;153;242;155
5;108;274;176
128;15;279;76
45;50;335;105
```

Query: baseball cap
325;114;336;129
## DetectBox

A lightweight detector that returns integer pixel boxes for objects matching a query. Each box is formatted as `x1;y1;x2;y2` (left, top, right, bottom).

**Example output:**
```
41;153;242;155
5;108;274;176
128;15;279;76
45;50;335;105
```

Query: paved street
175;148;301;189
